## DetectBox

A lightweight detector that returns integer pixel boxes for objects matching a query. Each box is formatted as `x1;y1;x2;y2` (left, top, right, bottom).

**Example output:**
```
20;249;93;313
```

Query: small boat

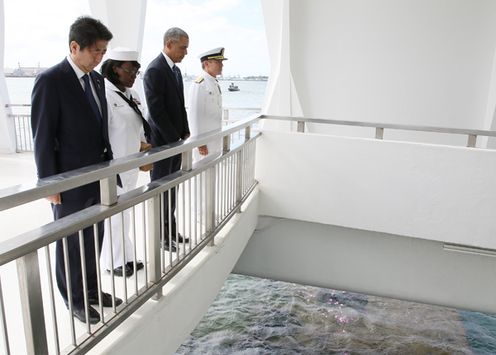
228;82;240;92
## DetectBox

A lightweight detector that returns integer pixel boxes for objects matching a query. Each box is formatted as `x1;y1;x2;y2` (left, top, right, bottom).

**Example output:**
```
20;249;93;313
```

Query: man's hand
140;142;152;152
47;194;61;205
198;145;209;156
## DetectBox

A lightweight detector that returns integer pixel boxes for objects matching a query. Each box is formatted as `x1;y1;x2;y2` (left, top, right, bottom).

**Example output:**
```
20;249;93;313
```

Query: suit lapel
60;59;103;124
60;59;87;101
89;72;106;123
89;71;113;151
159;54;184;102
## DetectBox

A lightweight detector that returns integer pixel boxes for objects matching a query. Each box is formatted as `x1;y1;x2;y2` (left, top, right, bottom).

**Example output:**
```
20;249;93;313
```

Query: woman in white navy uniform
100;48;151;277
188;47;227;163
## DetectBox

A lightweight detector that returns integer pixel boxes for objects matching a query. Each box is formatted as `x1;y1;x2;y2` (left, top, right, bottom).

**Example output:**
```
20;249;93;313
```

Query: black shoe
176;234;190;243
89;292;123;307
111;265;134;277
161;240;177;252
73;305;100;324
126;261;144;271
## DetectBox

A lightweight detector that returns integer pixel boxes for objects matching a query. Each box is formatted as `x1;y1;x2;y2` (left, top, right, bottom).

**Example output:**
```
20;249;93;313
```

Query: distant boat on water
228;83;240;92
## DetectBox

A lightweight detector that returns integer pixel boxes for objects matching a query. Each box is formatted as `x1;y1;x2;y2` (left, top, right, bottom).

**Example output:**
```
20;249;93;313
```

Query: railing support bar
206;167;216;246
146;196;162;300
467;134;477;148
375;127;384;140
100;175;118;206
223;134;231;154
245;125;251;141
297;121;305;133
235;150;242;212
181;150;193;172
17;251;48;355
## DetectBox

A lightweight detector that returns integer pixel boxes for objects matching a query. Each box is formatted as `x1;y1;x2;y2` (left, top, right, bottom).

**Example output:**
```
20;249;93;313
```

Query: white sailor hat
107;47;139;61
199;47;228;62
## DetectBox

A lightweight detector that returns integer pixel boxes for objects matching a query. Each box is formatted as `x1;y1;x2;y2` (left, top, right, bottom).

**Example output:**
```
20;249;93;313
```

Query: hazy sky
3;0;270;76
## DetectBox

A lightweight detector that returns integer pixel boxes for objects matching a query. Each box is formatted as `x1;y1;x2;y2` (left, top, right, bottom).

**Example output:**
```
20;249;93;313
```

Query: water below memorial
177;274;496;354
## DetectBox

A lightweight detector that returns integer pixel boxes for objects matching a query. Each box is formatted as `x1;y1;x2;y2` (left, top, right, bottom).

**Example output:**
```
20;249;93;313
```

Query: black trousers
151;153;182;237
52;185;103;308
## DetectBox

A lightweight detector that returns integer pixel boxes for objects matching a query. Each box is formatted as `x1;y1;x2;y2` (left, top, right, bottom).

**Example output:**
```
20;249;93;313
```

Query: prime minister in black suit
31;16;122;324
144;27;191;251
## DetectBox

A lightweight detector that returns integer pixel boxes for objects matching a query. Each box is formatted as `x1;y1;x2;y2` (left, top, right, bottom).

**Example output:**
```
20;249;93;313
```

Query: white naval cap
198;47;228;62
107;47;139;61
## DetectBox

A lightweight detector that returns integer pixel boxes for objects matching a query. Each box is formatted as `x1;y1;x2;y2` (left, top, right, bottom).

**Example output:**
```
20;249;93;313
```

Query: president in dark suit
144;27;191;251
31;16;122;324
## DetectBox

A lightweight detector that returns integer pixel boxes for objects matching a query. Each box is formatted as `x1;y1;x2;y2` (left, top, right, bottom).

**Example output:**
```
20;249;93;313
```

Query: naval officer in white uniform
188;47;227;163
100;47;151;277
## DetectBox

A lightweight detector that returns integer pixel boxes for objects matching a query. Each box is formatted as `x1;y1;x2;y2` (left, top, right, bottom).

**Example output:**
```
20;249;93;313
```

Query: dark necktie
172;65;182;86
82;74;102;122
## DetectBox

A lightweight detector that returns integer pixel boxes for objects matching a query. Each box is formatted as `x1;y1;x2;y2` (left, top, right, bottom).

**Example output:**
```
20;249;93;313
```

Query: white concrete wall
262;0;496;146
234;217;496;314
256;130;496;249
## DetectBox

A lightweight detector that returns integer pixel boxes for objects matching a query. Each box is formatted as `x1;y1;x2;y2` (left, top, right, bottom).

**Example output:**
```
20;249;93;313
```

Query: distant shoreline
4;73;269;81
4;74;37;78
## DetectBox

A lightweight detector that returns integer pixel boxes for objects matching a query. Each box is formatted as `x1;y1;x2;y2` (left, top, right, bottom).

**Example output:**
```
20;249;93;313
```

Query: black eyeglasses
120;67;140;75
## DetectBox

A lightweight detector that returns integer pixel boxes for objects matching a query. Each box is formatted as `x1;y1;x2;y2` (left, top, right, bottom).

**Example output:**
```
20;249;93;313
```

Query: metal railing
263;115;496;148
0;117;259;354
11;114;33;152
1;113;496;354
7;106;261;153
222;107;260;125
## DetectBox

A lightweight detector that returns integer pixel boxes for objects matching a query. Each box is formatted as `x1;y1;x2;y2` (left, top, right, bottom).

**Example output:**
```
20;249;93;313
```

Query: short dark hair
163;27;188;45
101;59;140;87
69;16;113;50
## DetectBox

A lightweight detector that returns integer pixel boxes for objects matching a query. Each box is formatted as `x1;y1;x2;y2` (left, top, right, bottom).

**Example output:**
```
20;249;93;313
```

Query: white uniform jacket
106;79;147;189
101;79;147;270
187;71;223;163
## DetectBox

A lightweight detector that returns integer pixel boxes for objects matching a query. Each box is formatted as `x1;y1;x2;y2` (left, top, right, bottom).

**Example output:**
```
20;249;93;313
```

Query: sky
3;0;270;77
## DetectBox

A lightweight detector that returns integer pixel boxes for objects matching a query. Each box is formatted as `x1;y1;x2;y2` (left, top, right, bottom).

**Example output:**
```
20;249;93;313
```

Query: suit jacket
143;53;189;147
31;58;114;202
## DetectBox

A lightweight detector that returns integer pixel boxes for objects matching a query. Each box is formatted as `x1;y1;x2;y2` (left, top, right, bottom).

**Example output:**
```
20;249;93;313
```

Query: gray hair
163;27;188;45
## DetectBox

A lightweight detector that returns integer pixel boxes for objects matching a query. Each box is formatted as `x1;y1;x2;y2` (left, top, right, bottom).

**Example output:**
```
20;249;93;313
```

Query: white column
88;0;147;57
261;0;303;131
0;0;16;153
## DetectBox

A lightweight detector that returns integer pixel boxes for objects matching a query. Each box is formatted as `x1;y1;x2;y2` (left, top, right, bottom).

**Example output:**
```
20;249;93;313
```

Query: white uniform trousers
101;170;138;270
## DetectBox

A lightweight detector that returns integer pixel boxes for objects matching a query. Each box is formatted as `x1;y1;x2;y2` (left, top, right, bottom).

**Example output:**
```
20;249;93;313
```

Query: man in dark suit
31;16;122;325
144;27;191;252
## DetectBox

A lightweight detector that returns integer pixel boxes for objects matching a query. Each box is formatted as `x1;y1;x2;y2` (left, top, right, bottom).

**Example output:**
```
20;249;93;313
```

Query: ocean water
6;76;266;118
178;274;496;354
6;76;496;354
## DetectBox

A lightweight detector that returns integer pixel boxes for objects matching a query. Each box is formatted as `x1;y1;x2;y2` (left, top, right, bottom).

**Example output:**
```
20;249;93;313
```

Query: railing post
235;150;242;212
375;127;384;140
0;277;10;355
146;195;162;299
223;108;229;124
297;121;305;133
467;134;477;148
17;251;48;355
223;134;231;154
182;150;193;171
245;125;251;142
206;167;216;246
100;175;118;206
